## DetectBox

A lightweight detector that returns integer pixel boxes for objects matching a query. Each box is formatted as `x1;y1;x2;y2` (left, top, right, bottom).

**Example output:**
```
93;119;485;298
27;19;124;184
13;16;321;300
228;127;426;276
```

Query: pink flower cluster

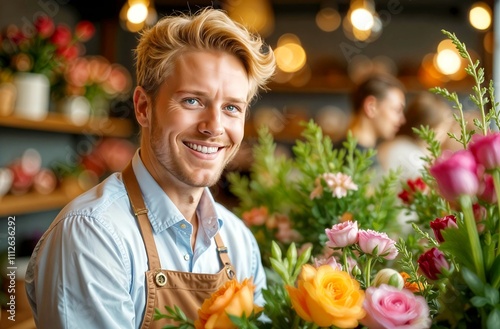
430;132;500;203
321;221;431;328
325;221;398;260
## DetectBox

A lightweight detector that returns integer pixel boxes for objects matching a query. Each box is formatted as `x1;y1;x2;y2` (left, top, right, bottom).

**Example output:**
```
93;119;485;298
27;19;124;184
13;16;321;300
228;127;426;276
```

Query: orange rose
400;272;425;293
286;264;365;328
194;278;263;329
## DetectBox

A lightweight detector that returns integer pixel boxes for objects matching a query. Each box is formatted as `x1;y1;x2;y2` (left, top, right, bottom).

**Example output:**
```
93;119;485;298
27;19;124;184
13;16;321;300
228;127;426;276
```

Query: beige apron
122;163;235;329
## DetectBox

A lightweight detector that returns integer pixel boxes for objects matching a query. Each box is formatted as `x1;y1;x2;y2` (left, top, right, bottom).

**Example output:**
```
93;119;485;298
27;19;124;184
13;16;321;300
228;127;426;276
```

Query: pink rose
325;221;358;248
361;284;431;329
429;150;479;202
430;215;458;243
358;229;398;260
313;256;342;271
469;132;500;170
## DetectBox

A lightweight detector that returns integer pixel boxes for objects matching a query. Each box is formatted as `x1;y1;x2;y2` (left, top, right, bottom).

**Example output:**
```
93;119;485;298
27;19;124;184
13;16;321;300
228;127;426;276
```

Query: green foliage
228;120;401;257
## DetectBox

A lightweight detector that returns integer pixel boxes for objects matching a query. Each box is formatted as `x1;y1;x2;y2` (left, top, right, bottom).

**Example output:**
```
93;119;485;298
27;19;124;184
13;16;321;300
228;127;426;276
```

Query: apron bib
122;163;235;329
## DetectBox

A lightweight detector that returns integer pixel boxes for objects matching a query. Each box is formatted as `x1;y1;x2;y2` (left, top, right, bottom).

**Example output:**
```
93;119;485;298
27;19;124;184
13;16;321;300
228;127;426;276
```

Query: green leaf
286;243;298;270
487;308;500;329
484;284;499;305
462;266;485;296
489;255;500;289
470;296;489;308
271;241;282;260
269;257;290;284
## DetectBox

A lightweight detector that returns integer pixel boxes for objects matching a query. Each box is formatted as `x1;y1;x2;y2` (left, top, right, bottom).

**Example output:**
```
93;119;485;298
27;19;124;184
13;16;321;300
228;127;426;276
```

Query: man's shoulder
59;172;130;221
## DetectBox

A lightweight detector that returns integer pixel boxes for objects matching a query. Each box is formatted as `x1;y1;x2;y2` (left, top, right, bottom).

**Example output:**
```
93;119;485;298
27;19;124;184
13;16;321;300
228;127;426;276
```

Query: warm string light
120;0;157;32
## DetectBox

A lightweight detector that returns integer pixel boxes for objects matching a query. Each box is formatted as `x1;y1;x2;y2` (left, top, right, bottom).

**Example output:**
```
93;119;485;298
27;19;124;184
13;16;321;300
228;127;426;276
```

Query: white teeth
187;143;218;154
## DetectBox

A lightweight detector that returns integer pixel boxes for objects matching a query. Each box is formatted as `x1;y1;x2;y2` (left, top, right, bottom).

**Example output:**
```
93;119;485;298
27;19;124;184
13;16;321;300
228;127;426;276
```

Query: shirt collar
130;150;222;236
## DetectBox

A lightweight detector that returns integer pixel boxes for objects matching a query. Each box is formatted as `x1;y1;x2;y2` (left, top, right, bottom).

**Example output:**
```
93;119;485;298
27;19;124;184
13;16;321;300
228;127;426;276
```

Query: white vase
13;72;50;120
60;95;91;126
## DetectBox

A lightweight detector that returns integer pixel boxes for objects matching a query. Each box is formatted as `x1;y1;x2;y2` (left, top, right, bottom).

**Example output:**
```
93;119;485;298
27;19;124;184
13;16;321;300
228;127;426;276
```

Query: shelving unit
0;182;83;216
0;113;135;217
0;112;134;138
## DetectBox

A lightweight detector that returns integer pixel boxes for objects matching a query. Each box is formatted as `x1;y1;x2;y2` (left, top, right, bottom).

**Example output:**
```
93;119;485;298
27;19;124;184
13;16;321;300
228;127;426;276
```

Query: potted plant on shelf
0;15;95;120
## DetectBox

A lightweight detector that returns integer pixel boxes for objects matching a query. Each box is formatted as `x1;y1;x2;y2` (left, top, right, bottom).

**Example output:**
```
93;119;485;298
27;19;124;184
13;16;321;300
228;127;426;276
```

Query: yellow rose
286;264;365;328
194;278;263;329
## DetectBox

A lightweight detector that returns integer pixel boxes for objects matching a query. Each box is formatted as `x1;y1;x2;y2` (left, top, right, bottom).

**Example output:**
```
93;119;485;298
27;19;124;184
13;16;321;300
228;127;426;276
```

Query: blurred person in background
378;91;455;180
334;73;407;170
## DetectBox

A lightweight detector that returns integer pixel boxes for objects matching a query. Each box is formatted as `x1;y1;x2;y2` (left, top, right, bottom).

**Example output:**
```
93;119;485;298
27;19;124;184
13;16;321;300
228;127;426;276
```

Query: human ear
133;86;151;127
363;95;378;118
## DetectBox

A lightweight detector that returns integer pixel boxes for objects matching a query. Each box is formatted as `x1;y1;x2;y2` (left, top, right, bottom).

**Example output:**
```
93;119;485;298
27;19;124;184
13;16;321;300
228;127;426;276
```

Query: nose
198;107;224;136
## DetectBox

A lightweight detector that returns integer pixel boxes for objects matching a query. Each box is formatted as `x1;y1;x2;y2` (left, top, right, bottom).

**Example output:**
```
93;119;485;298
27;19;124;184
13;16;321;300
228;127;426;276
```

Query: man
25;8;275;329
335;73;406;167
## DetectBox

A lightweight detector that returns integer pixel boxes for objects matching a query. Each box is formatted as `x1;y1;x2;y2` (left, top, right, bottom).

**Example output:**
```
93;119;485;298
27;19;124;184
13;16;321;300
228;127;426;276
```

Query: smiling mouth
186;142;219;154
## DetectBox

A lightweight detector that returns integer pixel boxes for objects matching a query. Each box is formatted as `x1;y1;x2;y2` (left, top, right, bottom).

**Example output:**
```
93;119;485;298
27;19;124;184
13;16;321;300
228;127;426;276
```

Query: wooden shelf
0;181;83;216
0;113;134;138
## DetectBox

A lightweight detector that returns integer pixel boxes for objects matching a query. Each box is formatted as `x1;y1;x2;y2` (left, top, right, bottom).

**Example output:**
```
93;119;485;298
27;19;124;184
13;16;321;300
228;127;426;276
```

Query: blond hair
134;8;275;103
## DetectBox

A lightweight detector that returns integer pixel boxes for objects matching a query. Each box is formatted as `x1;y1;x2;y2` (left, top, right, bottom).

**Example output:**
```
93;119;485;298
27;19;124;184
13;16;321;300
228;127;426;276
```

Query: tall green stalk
460;195;486;282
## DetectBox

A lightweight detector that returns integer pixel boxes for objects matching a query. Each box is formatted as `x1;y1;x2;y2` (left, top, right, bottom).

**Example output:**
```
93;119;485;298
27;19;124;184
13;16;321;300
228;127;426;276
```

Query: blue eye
226;105;238;113
184;98;200;106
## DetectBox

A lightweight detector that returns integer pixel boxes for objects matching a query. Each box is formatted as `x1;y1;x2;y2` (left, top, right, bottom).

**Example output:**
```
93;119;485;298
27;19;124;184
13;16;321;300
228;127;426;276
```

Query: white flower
323;172;358;198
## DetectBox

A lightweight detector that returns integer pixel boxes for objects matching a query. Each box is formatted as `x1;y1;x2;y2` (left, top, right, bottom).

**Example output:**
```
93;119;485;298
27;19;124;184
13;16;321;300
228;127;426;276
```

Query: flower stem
460;195;486;282
492;169;500;257
365;256;373;287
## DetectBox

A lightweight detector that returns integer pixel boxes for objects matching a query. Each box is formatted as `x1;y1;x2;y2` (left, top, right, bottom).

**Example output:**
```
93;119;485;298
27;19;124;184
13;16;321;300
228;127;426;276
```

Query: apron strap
214;233;234;278
122;162;162;270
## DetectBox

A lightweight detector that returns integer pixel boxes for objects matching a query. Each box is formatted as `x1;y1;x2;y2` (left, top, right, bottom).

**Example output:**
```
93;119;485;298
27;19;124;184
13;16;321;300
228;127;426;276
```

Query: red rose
398;177;427;204
57;44;80;60
75;20;95;42
50;24;72;48
418;247;450;281
34;15;54;38
429;215;458;243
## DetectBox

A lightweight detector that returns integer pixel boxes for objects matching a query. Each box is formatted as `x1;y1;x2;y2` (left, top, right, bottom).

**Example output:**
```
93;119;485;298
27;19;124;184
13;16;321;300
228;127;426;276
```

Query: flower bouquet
396;30;500;328
227;119;402;262
155;30;499;329
0;15;94;81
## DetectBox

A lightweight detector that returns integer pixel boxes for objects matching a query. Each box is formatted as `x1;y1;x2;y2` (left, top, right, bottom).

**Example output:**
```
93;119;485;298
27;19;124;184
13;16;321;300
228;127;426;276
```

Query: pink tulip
429;150;479;202
469;132;500;170
361;284;431;329
325;221;358;248
478;174;497;204
358;229;398;260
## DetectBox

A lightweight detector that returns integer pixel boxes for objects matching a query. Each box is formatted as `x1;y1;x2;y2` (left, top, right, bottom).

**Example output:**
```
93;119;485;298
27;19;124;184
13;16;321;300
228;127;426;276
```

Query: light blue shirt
25;152;266;329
